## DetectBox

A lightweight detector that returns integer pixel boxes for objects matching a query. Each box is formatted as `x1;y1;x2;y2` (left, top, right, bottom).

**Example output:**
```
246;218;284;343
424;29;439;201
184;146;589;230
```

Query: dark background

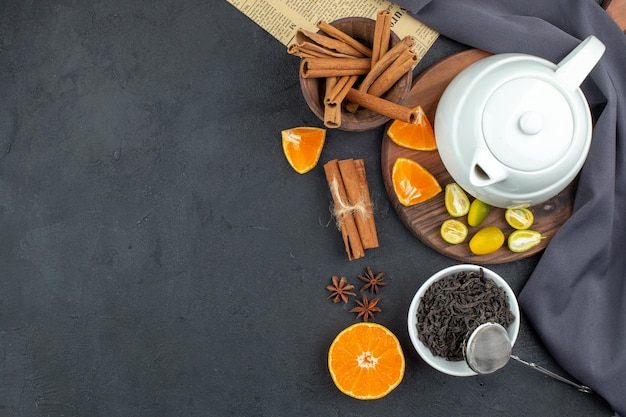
0;1;616;416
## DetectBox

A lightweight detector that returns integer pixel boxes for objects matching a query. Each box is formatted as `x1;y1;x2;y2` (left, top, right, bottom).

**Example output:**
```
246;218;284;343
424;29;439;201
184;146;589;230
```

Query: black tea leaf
416;268;515;361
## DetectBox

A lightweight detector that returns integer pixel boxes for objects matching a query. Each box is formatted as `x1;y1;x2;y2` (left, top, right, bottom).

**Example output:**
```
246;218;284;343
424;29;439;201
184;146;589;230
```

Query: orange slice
391;157;442;206
281;127;326;174
387;106;437;151
328;322;405;400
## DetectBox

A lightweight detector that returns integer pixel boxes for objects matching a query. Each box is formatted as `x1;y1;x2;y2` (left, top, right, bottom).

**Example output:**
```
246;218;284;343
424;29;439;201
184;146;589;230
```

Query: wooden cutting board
603;0;626;32
380;49;576;264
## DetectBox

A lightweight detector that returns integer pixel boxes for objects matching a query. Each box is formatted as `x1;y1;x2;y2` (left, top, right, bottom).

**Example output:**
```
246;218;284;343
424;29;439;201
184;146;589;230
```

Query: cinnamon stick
300;57;371;78
371;10;391;66
324;75;359;104
317;21;372;57
359;36;415;94
324;76;339;103
354;159;378;249
367;48;418;97
345;36;415;113
289;44;334;58
288;42;358;59
338;159;378;249
324;75;359;128
345;88;418;123
295;28;366;58
324;160;366;260
324;102;341;128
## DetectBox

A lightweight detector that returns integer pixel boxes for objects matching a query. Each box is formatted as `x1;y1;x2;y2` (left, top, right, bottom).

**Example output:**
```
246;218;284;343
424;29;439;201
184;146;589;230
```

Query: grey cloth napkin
394;0;626;414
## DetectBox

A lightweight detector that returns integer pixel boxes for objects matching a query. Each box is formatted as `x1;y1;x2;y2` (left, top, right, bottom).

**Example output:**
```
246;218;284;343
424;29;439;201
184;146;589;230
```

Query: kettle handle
555;35;606;90
469;147;508;187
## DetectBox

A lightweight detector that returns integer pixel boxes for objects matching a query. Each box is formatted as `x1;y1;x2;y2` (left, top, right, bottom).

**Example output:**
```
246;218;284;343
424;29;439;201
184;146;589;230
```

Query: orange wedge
391;157;442;206
281;127;326;174
387;106;437;151
328;322;405;400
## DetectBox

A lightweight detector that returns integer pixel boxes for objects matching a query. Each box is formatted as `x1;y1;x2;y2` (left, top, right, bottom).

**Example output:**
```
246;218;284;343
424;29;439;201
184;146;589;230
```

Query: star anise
358;266;387;294
326;276;356;303
349;294;382;322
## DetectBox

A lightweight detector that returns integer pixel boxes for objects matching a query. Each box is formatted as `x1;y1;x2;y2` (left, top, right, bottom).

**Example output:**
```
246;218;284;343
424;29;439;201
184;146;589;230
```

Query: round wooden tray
381;49;575;264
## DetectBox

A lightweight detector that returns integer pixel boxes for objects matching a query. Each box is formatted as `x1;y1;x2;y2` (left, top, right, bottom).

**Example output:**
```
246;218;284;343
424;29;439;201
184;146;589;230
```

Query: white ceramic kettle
435;36;606;208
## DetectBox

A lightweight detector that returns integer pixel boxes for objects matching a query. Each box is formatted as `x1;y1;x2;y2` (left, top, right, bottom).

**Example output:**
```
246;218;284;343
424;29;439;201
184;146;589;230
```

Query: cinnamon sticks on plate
324;159;379;260
289;11;418;128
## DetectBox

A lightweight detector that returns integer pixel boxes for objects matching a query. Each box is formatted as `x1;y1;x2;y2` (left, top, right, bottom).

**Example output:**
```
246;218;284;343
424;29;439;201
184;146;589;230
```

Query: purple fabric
394;0;626;414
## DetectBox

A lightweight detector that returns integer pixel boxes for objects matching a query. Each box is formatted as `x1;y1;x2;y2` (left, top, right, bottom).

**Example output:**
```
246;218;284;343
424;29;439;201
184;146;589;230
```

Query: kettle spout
468;146;508;188
469;148;508;187
555;35;605;91
469;164;507;187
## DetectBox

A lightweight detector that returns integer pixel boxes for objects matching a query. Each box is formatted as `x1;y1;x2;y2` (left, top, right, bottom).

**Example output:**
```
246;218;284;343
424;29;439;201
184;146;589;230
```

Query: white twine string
329;176;370;230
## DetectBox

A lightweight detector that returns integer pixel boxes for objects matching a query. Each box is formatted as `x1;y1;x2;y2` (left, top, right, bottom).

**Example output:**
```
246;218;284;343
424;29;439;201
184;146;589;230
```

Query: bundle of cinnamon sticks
324;159;378;260
289;11;419;129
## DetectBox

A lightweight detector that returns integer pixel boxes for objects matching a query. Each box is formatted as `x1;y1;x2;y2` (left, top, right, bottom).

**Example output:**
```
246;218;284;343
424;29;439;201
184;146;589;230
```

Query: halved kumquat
440;219;468;244
508;229;543;252
444;183;470;217
505;208;535;230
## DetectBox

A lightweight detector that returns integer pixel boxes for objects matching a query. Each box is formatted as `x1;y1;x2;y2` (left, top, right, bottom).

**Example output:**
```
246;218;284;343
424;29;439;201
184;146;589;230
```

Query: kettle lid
482;76;575;171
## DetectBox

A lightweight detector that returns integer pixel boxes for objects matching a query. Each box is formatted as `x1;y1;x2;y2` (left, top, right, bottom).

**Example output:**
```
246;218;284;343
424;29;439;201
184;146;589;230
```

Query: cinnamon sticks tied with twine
289;11;419;128
324;159;379;261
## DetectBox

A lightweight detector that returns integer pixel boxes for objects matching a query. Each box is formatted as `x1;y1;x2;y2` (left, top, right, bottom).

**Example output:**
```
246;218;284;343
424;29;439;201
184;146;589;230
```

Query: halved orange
387;106;437;151
328;322;405;400
391;157;442;206
281;127;326;174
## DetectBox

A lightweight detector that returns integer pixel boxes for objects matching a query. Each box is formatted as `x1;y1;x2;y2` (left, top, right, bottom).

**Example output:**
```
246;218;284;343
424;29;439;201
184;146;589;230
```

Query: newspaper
226;0;439;60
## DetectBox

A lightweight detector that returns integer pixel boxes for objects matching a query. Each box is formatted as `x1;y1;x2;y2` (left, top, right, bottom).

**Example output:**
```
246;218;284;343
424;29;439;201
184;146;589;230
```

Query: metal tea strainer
463;322;593;393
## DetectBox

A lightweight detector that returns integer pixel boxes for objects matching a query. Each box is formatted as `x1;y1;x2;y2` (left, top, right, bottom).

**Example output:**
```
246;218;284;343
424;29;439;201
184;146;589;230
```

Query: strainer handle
510;355;593;393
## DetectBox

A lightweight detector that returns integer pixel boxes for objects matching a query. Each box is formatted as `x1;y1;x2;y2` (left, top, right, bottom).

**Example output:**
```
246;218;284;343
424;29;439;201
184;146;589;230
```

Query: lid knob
519;111;543;135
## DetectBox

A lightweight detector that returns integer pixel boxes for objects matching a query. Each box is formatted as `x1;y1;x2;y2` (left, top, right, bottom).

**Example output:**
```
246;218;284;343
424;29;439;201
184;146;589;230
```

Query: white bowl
407;264;520;377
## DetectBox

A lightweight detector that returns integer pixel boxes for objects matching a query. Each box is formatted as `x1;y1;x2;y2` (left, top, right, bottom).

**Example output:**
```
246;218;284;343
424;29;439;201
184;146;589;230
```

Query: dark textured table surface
0;1;617;416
